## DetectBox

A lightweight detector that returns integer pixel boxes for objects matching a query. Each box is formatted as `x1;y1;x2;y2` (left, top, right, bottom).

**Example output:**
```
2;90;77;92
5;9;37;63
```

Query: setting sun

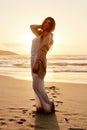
22;29;34;44
20;29;35;53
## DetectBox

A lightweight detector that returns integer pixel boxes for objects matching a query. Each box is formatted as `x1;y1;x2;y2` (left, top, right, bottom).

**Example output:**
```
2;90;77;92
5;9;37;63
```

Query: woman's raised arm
30;25;42;36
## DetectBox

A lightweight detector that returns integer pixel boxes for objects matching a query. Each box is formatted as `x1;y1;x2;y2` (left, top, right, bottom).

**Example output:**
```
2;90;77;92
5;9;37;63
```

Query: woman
30;17;56;113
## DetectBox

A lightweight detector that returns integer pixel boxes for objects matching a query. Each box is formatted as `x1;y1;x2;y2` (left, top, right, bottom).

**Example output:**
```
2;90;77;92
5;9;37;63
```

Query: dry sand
0;75;87;130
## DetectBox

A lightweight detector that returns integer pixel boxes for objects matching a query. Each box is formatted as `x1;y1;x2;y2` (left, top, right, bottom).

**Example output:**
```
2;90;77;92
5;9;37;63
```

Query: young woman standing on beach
30;17;56;113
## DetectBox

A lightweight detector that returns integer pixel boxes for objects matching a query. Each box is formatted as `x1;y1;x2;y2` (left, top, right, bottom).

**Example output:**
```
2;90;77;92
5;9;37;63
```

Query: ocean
0;54;87;84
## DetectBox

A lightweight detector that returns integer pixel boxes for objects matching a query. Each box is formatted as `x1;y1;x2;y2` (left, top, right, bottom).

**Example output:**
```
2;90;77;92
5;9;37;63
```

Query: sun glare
20;29;35;54
22;30;34;48
21;30;61;54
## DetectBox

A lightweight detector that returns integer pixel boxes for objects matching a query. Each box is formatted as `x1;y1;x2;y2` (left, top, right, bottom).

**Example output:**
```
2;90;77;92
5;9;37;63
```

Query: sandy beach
0;75;87;130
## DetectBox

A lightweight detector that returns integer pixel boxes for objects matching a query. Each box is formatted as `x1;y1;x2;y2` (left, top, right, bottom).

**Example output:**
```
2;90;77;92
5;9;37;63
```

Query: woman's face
42;19;51;31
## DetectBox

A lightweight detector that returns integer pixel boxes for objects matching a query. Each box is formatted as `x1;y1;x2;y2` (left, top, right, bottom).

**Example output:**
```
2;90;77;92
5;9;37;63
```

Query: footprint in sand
55;101;63;105
14;116;20;118
16;118;26;125
30;98;35;101
51;92;55;95
53;95;57;98
16;121;24;124
0;118;5;121
0;122;7;126
22;109;28;114
8;108;28;114
49;86;56;90
8;119;16;122
33;104;36;107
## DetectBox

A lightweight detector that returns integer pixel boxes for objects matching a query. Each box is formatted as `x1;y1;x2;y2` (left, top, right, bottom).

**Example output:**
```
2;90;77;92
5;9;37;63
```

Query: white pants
31;57;52;112
32;73;52;112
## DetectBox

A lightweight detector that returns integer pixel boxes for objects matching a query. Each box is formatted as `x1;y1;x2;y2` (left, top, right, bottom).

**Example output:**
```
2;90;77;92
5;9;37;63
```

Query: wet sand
0;75;87;130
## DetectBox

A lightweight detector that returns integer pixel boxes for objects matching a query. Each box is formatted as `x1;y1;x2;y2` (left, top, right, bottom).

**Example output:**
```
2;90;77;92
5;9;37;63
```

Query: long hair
40;17;55;50
42;17;56;32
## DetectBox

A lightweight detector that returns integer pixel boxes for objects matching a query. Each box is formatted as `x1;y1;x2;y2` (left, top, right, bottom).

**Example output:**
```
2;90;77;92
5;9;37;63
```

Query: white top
31;36;40;58
31;36;41;68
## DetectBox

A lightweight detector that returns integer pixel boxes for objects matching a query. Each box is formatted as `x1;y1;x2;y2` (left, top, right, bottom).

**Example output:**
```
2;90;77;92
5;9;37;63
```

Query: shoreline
0;73;87;85
0;75;87;130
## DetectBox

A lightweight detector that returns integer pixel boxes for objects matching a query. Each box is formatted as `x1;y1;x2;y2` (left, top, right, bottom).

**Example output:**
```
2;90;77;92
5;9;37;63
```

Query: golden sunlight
18;29;35;54
53;34;62;46
22;29;34;50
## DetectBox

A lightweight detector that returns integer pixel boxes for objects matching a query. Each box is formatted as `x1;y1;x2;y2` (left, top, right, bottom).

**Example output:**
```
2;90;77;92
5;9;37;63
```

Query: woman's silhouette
30;17;56;113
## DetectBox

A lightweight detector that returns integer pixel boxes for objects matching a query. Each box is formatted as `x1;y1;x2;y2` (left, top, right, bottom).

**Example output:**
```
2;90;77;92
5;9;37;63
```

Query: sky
0;0;87;55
